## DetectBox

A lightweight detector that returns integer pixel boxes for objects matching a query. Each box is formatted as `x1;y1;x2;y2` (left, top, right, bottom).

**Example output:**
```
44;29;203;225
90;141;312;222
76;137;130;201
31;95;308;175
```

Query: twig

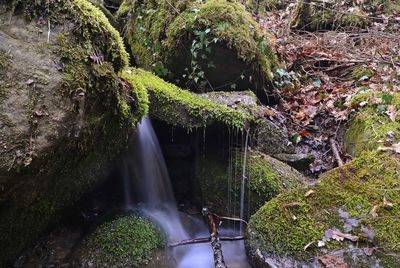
168;235;245;247
329;137;344;166
367;187;400;191
47;18;51;43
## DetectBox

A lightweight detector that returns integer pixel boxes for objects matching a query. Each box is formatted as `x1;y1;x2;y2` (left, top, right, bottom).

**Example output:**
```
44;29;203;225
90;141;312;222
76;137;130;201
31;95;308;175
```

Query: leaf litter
249;1;400;176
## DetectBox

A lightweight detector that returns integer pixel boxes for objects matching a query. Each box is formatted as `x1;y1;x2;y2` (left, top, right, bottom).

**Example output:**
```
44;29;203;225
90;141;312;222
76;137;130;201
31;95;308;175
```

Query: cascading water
121;117;187;243
121;117;250;267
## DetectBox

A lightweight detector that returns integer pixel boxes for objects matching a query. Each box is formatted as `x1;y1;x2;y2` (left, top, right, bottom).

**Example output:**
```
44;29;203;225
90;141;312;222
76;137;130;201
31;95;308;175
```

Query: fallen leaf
305;190;315;197
370;205;379;218
385;105;397;122
332;230;358;242
318;254;349;268
264;108;277;118
363;247;376;256
361;226;376;245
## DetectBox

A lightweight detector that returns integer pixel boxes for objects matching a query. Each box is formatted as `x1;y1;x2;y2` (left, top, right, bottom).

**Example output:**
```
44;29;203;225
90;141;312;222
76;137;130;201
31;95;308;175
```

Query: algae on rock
0;1;147;265
118;0;281;100
246;151;400;267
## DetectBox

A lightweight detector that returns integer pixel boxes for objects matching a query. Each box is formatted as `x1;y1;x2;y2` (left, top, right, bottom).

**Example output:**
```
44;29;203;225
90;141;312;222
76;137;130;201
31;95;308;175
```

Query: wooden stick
168;235;245;248
329;137;344;166
202;208;227;268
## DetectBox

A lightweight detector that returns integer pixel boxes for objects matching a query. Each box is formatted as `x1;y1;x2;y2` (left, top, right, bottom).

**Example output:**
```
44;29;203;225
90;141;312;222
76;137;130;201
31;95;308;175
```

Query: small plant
182;9;219;90
274;68;301;90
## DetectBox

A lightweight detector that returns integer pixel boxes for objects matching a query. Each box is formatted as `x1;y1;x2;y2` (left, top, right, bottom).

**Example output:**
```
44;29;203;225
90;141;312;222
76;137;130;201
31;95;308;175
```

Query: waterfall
121;117;187;243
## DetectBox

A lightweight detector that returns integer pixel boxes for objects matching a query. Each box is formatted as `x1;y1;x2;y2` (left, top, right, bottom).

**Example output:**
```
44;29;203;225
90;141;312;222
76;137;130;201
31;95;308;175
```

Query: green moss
345;92;400;157
350;67;375;80
246;0;287;16
196;150;305;219
290;0;368;31
119;0;280;93
122;68;249;129
248;151;400;261
80;212;165;267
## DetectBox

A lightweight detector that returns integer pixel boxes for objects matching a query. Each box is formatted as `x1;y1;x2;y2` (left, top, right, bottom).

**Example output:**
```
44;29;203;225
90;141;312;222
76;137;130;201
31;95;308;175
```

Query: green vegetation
80;212;165;267
247;151;400;263
122;68;251;129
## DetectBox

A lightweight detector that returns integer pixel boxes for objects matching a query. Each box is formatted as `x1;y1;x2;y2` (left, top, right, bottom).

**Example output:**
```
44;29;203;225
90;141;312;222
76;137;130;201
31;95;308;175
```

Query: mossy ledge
122;68;252;130
246;151;400;267
78;212;165;267
0;1;147;265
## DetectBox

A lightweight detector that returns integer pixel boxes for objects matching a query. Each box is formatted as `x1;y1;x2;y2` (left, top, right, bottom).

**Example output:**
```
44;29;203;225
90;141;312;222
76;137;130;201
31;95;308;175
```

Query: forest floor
250;2;400;176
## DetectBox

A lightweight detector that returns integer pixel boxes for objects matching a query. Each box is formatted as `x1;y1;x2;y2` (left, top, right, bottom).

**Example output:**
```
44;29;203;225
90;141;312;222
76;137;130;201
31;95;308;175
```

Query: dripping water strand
239;128;250;233
233;129;239;231
227;128;232;222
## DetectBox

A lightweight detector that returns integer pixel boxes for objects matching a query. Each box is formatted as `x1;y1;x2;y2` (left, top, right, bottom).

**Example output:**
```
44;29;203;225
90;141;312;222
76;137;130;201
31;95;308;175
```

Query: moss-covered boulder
289;0;369;31
196;150;307;220
345;91;400;157
78;212;165;267
245;0;288;17
246;151;400;267
0;1;147;265
118;0;280;99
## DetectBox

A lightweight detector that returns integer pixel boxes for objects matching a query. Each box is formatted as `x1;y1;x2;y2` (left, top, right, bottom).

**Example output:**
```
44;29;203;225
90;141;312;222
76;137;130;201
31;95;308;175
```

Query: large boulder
0;1;147;264
117;0;281;100
78;212;166;267
196;150;307;220
246;151;400;267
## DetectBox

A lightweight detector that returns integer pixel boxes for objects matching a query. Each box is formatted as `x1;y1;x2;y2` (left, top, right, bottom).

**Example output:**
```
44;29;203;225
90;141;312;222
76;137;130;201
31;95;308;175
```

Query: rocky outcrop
0;1;147;264
246;151;400;267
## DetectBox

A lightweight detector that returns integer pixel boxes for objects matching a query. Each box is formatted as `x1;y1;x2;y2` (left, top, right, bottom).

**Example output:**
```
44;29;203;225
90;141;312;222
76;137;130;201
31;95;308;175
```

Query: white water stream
122;117;250;267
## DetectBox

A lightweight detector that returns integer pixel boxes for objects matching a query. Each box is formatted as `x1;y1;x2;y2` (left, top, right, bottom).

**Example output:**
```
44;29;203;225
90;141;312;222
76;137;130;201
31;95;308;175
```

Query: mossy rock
118;0;281;99
78;212;165;267
246;151;400;267
0;1;147;265
122;68;253;130
345;91;400;157
196;150;307;220
245;0;288;17
289;0;370;31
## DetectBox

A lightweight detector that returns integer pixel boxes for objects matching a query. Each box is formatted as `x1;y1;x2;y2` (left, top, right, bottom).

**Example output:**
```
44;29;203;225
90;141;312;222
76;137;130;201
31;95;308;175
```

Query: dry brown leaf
264;108;277;118
370;205;379;218
305;190;315;197
363;247;376;256
318;254;349;268
332;230;358;242
304;241;315;251
385;105;397;122
392;143;400;154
